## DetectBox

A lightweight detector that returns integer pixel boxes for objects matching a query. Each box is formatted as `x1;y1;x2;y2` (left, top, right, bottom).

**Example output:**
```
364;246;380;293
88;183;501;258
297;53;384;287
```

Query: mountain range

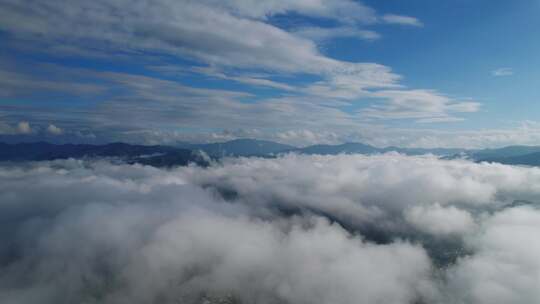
3;139;540;168
0;142;206;167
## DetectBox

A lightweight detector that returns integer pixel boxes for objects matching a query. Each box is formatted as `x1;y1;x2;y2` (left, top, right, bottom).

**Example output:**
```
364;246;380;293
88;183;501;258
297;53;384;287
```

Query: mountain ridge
4;139;540;168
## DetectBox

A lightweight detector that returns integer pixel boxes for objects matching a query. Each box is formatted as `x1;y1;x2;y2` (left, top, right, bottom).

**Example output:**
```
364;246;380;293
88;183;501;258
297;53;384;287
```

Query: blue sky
0;0;539;147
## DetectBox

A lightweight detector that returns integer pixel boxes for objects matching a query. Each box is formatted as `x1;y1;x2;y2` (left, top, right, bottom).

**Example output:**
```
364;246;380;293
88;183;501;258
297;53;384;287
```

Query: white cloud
0;0;491;146
2;155;540;302
0;68;105;98
444;206;540;304
276;129;340;146
117;121;540;149
0;159;434;304
178;153;540;233
190;66;297;91
16;121;32;134
492;67;514;77
415;116;465;123
361;89;480;122
293;26;380;41
301;63;402;100
382;14;423;27
203;0;379;24
0;0;370;75
382;14;424;27
0;0;475;134
46;124;63;135
405;203;476;236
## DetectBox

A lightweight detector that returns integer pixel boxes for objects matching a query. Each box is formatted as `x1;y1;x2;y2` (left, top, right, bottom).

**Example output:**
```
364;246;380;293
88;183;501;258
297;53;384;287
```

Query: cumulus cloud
2;155;540;303
46;124;63;135
179;154;514;229
404;203;476;236
177;153;540;269
17;121;32;134
0;120;33;135
0;159;434;304
444;206;540;304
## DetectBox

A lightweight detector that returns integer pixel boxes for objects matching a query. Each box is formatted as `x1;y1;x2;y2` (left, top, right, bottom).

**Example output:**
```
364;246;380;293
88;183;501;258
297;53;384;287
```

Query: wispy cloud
293;26;380;41
382;14;424;27
492;67;514;77
360;89;480;122
0;0;477;145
